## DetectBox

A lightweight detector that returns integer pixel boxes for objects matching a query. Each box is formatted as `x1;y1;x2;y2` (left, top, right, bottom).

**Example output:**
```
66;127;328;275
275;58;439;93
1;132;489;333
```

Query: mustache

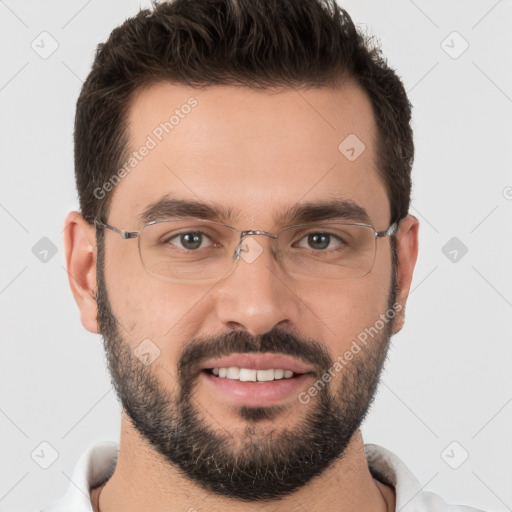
178;328;333;380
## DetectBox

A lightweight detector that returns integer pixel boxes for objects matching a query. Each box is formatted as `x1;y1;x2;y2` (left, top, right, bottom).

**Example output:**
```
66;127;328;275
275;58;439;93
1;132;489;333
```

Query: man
40;0;484;510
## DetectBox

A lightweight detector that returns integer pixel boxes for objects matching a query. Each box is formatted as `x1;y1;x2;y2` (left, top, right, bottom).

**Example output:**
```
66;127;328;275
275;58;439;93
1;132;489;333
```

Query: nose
213;234;301;336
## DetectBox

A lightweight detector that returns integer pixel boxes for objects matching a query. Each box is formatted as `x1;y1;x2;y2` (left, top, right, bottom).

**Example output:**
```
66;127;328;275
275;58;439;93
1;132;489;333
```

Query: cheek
102;240;201;343
108;277;204;341
294;250;392;357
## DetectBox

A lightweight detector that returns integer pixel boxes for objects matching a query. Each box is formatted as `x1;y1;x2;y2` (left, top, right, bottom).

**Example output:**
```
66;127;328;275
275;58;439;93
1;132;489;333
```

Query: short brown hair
75;0;413;224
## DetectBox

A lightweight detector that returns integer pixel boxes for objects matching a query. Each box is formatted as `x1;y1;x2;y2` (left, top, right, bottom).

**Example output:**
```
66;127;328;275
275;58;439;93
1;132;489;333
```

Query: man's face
96;82;398;499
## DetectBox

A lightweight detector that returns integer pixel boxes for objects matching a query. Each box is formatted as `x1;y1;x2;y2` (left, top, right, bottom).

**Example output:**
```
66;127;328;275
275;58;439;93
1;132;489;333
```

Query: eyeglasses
94;217;398;282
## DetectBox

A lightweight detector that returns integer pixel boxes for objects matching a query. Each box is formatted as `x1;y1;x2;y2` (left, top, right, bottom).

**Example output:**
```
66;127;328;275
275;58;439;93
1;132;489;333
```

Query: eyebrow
139;196;371;226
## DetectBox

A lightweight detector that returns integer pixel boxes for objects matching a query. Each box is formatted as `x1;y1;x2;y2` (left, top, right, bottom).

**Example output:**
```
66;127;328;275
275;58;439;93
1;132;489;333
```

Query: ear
63;212;99;334
391;215;419;334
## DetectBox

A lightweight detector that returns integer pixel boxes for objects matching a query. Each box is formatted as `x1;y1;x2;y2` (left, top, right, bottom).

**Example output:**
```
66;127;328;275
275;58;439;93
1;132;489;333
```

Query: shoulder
36;440;119;512
364;444;487;512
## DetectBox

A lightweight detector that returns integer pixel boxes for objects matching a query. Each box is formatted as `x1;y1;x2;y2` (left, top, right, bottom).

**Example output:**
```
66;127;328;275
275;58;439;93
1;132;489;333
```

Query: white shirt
37;441;485;512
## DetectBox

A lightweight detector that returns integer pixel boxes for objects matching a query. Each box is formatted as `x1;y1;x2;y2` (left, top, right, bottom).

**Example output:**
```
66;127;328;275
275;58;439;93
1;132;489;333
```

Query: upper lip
201;353;314;374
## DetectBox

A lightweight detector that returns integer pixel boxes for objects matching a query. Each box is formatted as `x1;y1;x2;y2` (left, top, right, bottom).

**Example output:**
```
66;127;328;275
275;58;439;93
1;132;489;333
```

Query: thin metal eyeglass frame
94;218;399;280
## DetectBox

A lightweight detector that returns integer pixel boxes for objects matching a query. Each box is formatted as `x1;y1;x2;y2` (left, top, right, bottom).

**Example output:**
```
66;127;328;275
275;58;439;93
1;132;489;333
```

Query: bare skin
66;81;418;512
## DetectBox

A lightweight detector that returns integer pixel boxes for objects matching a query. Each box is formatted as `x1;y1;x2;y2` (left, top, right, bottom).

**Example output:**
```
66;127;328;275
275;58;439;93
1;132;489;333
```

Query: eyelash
165;230;345;251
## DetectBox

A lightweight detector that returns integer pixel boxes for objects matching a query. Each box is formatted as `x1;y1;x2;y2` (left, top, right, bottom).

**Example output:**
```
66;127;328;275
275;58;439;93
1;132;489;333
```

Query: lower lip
201;371;313;407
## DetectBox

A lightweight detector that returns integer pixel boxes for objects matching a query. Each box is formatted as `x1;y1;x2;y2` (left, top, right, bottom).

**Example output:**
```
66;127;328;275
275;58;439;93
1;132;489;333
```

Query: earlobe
63;212;100;334
391;215;419;334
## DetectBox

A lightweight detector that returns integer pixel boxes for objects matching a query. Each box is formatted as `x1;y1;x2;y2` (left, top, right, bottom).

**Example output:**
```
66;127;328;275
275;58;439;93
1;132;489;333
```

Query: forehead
109;81;389;228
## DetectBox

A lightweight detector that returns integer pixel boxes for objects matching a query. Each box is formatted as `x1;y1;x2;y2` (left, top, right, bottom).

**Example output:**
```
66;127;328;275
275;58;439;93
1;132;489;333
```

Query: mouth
199;353;315;407
200;352;315;376
203;367;307;381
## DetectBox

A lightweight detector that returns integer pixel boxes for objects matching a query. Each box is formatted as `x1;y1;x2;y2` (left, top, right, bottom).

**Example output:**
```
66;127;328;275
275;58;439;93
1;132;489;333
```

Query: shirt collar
45;442;439;512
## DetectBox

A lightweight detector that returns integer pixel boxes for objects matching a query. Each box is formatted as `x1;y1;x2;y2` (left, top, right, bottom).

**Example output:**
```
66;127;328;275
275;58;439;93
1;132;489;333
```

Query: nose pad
233;242;243;262
233;237;266;265
232;230;279;270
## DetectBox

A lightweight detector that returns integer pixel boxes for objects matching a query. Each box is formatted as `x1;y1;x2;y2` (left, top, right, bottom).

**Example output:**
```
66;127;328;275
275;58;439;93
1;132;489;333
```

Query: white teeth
274;369;284;380
210;367;297;381
226;367;240;379
257;369;274;382
239;368;257;381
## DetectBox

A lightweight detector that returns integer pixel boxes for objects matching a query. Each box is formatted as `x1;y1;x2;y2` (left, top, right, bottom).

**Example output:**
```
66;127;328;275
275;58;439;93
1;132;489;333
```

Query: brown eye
295;232;342;251
167;231;212;250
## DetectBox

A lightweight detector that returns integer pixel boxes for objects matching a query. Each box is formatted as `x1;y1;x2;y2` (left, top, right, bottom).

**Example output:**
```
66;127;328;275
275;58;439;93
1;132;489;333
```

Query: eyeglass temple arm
376;222;398;238
94;219;139;239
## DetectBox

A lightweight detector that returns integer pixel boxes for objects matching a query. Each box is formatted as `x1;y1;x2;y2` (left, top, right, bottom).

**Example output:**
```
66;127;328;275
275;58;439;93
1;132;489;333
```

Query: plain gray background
1;1;511;511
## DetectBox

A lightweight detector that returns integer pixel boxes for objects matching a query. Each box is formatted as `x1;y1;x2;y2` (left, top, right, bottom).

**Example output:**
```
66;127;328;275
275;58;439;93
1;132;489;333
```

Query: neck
92;413;395;512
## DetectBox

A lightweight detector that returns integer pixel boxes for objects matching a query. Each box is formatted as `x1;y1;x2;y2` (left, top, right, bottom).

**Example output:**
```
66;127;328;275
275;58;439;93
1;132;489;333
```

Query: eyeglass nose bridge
233;229;278;262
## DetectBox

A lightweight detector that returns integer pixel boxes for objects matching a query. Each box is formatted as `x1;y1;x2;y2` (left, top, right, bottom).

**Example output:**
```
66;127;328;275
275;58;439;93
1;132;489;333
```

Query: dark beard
96;237;396;501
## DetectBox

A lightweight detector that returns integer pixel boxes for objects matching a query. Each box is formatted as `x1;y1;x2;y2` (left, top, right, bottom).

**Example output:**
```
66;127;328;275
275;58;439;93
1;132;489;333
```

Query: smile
207;367;297;381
